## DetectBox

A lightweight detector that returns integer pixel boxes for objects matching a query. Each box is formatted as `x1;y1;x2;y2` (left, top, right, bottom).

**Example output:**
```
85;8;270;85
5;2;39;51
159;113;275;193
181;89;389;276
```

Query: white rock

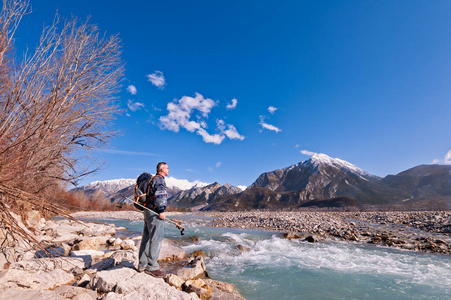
90;268;198;299
159;239;187;262
53;285;97;299
120;239;137;251
71;249;105;261
10;256;87;272
176;257;207;281
0;289;65;300
0;268;74;291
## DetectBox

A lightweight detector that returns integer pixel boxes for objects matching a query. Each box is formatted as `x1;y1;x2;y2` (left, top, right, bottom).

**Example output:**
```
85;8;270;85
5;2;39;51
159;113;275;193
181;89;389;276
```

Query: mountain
248;153;409;205
71;176;211;203
71;176;243;210
382;164;451;201
202;154;450;211
168;182;243;210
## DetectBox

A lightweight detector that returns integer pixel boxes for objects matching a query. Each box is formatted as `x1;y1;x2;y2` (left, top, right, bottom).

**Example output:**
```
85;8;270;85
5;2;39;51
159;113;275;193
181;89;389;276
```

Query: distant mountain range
72;154;451;211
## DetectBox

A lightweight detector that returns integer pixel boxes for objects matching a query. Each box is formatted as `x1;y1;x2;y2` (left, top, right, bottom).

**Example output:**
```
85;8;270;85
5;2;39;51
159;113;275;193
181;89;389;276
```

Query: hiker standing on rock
137;162;169;278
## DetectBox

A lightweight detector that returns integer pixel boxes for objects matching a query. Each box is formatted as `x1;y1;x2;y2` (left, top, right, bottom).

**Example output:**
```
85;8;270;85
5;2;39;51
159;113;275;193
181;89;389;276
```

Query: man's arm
153;176;167;218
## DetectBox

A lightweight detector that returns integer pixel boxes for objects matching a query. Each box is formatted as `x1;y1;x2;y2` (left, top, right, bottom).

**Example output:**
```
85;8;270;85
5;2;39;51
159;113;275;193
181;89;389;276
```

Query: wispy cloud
159;93;244;145
268;106;278;114
99;149;158;156
259;116;281;133
216;162;221;168
127;99;145;112
127;85;137;95
301;149;316;156
445;150;451;164
226;98;238;110
432;150;451;164
147;71;166;89
217;119;245;141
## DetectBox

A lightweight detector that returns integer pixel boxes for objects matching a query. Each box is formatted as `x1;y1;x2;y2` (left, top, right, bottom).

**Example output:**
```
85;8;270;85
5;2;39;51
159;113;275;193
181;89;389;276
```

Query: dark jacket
148;175;167;213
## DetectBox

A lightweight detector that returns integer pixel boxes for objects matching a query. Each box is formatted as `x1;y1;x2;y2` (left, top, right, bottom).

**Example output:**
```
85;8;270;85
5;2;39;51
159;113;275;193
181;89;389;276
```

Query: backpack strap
142;174;164;208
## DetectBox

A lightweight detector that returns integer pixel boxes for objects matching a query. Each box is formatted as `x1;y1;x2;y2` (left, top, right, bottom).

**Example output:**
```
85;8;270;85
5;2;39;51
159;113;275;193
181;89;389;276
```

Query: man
137;162;169;277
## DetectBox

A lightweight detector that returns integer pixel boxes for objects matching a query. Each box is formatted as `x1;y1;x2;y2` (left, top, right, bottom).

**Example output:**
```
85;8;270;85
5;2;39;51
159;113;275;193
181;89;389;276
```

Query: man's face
161;165;169;177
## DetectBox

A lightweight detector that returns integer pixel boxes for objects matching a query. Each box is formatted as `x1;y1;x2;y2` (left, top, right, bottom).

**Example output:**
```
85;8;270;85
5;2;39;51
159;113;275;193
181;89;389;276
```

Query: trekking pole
117;193;185;235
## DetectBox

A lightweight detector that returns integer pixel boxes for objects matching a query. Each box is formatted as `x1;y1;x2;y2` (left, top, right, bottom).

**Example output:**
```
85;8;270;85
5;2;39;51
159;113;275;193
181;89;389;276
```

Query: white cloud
301;150;316;156
268;106;278;114
147;71;166;89
445;150;451;164
127;99;145;111
216;162;221;168
159;94;244;145
127;85;137;95
197;128;225;144
226;98;238;110
432;158;440;164
259;116;281;133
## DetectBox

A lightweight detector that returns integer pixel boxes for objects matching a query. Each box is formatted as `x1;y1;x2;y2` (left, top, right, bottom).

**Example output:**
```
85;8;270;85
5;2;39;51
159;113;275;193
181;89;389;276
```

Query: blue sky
14;0;451;187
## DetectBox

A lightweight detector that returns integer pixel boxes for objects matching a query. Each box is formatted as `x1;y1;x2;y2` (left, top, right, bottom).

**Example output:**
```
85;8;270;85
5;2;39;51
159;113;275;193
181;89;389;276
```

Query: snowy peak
86;179;135;194
306;153;375;179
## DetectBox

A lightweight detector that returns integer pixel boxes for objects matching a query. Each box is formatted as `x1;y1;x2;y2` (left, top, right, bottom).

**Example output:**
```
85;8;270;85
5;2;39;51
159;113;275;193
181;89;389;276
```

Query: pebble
204;211;451;255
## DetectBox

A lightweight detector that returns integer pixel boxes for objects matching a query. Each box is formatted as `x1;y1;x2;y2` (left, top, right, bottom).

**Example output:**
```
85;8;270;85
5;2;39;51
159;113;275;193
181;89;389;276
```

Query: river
95;213;451;300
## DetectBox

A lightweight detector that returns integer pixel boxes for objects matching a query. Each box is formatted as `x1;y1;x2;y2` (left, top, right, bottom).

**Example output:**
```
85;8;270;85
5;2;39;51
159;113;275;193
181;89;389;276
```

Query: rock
188;250;206;258
177;256;208;281
77;274;92;287
108;237;123;247
78;224;116;237
159;239;187;262
236;245;251;253
73;236;108;251
304;236;318;243
120;239;137;251
0;268;74;291
86;258;115;275
205;279;246;300
184;283;211;300
0;289;65;300
185;279;211;293
71;249;105;261
10;257;87;272
53;285;97;300
89;267;198;299
283;232;302;240
165;274;185;290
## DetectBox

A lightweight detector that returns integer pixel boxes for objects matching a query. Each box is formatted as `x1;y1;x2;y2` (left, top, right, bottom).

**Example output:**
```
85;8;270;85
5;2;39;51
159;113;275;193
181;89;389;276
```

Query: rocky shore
206;211;451;255
0;210;244;300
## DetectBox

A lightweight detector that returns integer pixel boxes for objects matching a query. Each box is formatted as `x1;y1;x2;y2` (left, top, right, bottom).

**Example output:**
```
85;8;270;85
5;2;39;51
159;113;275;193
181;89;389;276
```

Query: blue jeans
138;210;164;271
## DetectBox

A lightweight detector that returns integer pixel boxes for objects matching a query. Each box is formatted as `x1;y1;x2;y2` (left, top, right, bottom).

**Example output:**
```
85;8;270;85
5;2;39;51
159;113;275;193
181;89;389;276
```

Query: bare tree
0;0;124;194
0;0;124;258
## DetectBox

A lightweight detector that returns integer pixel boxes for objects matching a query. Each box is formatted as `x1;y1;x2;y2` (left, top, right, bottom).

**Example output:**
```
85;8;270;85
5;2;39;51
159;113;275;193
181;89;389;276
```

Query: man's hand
159;212;166;220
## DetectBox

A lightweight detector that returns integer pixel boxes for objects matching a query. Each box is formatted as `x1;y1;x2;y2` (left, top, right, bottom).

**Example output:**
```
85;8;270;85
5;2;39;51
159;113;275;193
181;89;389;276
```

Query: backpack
133;172;160;211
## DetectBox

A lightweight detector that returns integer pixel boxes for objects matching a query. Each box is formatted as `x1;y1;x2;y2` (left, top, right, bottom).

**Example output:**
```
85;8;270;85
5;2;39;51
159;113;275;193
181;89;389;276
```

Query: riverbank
0;210;245;300
205;211;451;255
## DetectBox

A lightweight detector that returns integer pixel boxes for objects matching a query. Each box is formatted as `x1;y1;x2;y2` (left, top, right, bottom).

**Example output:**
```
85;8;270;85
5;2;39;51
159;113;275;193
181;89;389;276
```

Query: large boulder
159;239;187;262
177;256;208;281
89;267;198;299
0;268;74;291
10;256;87;272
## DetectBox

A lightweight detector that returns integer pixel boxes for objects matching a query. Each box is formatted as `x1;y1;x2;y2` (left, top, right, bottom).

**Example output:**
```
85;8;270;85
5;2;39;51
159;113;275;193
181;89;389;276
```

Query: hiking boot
144;269;165;278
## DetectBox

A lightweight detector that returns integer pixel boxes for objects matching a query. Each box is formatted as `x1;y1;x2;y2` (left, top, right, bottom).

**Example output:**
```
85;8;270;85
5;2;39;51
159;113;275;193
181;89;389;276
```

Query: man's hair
156;162;167;173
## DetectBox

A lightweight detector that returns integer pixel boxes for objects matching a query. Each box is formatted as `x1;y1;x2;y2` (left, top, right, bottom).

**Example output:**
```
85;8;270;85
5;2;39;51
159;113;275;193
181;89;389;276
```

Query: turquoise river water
93;213;451;300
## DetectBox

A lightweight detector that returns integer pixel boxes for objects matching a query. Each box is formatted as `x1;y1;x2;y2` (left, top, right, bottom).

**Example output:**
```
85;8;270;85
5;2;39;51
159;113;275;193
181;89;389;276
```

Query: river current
97;213;451;300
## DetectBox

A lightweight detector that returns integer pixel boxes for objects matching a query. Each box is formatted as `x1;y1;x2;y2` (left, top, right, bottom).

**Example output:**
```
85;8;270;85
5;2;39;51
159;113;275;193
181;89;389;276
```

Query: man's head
156;162;169;177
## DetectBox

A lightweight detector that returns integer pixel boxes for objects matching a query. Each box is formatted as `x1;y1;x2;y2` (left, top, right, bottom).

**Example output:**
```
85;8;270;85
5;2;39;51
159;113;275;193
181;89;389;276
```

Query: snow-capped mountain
204;153;410;211
72;176;211;201
250;153;379;194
